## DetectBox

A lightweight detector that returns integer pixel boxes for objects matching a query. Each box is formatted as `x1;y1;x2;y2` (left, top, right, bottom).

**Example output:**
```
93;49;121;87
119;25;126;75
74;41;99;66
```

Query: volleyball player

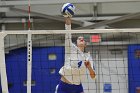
55;17;96;93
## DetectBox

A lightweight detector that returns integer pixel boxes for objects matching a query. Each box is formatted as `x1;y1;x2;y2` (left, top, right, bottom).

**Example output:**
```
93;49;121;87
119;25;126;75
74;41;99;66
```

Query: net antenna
27;0;32;93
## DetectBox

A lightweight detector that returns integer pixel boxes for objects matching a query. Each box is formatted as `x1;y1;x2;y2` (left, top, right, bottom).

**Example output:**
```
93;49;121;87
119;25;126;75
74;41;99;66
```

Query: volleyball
61;3;75;17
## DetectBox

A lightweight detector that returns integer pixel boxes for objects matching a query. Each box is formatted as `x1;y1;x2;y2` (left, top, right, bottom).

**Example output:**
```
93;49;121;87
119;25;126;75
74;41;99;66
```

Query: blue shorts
55;80;84;93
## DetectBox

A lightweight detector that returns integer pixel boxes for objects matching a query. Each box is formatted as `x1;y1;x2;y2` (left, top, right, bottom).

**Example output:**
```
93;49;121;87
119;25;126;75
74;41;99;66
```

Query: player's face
77;36;86;47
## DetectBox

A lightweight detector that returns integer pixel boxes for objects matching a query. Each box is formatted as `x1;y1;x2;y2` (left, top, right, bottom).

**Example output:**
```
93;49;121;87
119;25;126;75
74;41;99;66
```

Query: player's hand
62;12;72;18
84;60;91;68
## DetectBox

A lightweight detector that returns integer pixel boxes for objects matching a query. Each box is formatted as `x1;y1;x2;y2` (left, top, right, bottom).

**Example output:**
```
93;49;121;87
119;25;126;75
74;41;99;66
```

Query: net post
27;31;32;93
27;0;32;93
0;33;9;93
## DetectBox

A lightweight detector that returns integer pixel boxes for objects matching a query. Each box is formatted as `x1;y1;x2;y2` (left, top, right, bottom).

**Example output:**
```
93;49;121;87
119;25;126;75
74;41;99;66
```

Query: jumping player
55;17;96;93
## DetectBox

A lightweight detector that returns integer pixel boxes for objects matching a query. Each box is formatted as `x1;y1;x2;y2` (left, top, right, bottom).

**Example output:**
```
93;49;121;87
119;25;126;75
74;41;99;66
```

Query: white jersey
59;24;94;85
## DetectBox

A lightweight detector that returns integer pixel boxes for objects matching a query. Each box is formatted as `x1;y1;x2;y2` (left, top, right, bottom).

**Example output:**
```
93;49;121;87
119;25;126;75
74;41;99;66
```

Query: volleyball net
0;29;140;93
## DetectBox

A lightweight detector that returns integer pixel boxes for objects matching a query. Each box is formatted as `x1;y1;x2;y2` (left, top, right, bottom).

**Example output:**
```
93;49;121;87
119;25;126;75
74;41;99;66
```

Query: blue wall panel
5;46;64;93
32;47;64;93
128;45;140;93
5;48;27;93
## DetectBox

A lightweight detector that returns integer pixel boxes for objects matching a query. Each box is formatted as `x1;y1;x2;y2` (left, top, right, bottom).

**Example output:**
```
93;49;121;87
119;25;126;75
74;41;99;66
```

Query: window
48;53;57;60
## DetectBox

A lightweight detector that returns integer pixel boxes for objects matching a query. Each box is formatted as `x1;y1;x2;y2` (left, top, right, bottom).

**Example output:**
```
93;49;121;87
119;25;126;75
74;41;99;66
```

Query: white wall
83;46;128;93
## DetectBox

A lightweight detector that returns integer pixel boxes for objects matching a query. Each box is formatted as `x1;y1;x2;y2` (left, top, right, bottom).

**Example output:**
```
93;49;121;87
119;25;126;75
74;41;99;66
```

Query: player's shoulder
84;52;91;57
72;43;77;49
84;53;90;56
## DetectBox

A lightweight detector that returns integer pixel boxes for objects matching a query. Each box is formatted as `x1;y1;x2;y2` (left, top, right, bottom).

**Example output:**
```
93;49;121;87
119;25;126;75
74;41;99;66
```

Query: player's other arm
84;61;96;79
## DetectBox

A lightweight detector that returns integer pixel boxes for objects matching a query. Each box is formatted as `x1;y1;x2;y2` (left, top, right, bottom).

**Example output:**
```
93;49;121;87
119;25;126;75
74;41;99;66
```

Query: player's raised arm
61;3;75;57
64;18;72;56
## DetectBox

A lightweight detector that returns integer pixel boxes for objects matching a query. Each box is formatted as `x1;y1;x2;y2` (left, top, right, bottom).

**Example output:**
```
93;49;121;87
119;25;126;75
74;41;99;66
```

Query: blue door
5;48;27;93
128;45;140;93
32;47;64;93
5;47;64;93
